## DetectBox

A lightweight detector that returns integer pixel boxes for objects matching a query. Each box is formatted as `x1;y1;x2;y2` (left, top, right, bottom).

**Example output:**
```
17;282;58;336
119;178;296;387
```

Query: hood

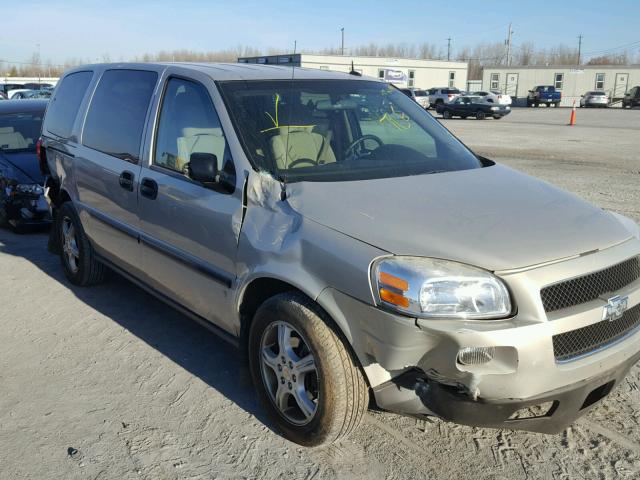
0;151;43;184
287;164;631;271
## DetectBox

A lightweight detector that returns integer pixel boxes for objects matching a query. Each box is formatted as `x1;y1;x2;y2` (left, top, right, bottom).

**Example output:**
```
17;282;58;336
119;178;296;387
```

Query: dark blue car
0;99;51;231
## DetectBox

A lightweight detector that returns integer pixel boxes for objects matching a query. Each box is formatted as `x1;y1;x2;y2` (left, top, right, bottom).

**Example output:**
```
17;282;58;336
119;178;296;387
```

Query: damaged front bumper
373;350;640;433
3;193;51;227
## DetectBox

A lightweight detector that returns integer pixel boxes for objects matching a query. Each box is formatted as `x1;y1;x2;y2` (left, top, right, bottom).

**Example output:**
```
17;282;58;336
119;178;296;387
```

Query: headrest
273;126;315;135
181;127;223;138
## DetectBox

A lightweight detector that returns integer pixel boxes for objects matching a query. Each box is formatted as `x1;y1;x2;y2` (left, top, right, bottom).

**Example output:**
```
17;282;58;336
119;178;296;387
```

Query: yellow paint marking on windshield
377;102;412;130
260;92;315;133
378;112;411;131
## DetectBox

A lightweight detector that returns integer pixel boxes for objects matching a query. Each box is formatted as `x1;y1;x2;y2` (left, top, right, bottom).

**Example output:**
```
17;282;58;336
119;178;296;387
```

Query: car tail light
36;137;48;175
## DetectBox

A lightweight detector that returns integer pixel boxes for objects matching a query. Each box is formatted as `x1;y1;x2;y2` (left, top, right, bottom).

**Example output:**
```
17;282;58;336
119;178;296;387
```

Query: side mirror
188;152;218;184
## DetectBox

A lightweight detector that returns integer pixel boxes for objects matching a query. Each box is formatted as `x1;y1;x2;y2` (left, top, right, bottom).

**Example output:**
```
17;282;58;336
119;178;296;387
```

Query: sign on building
382;69;407;85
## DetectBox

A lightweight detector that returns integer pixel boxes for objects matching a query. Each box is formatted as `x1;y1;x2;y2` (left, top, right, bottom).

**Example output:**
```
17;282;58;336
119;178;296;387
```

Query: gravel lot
1;108;639;480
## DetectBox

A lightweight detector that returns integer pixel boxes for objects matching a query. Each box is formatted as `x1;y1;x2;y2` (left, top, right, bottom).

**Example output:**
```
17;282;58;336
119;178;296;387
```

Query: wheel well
59;189;71;204
239;278;299;346
50;186;71;208
238;277;372;391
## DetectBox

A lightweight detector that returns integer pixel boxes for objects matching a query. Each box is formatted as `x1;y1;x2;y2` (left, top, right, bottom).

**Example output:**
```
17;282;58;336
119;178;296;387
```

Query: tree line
2;42;637;79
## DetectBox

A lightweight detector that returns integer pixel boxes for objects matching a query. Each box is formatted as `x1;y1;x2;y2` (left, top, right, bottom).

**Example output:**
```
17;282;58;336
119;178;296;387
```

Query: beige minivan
41;62;640;446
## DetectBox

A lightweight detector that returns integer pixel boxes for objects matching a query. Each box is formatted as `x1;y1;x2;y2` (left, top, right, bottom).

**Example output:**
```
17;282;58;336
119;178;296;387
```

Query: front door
138;75;241;334
75;68;159;274
505;73;519;98
614;73;629;99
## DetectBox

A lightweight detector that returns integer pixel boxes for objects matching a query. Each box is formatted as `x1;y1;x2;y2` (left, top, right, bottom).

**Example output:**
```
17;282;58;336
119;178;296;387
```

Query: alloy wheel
61;216;80;274
259;321;319;426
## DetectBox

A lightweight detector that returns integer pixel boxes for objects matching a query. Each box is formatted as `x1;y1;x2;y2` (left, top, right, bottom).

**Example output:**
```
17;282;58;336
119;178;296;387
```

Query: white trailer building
481;65;640;106
238;54;468;90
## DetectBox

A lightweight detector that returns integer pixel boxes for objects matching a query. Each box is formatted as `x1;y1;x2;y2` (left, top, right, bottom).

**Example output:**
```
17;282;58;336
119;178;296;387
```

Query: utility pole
447;37;451;61
506;23;513;66
340;28;345;56
577;34;583;65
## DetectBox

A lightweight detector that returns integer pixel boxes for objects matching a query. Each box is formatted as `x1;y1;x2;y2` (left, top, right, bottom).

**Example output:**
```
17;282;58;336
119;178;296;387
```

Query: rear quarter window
82;69;157;162
45;71;93;139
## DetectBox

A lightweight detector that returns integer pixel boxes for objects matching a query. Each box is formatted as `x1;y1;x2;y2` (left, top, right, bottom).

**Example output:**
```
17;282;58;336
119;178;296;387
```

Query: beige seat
0;127;30;150
176;127;226;172
269;127;335;169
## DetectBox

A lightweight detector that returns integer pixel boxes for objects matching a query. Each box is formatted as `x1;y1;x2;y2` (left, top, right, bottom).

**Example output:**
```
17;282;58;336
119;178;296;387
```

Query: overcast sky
3;0;639;65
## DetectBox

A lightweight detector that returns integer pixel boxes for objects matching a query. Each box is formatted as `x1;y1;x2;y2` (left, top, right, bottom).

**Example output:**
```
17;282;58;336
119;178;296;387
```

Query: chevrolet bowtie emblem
602;295;628;322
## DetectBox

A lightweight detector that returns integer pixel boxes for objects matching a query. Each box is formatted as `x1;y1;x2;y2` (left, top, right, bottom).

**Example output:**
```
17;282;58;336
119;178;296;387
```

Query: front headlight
490;106;499;111
372;257;512;319
15;184;44;195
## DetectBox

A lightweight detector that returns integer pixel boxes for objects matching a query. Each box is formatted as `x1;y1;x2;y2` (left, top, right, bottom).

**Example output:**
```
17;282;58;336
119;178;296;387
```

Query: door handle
140;177;158;200
119;170;134;191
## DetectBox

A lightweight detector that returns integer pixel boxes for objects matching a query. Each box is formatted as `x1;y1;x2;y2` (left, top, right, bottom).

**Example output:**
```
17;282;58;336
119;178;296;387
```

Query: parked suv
398;88;430;109
427;87;461;108
42;63;640;447
622;86;640;108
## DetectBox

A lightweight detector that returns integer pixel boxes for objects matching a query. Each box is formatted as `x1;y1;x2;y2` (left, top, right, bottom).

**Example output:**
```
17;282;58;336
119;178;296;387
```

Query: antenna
281;39;297;201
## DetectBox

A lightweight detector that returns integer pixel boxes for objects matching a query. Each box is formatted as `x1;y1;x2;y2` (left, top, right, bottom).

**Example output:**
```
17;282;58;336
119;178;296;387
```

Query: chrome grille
553;303;640;362
541;256;640;313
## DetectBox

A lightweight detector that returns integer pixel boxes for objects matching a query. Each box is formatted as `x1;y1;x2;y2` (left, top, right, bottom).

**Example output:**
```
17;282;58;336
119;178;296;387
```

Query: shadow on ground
0;228;278;435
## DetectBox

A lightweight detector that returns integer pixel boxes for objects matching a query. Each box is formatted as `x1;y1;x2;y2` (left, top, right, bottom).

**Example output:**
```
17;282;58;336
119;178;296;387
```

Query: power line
583;40;640;56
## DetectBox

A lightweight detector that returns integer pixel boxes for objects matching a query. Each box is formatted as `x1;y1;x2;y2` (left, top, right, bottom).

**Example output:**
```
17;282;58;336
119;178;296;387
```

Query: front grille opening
581;381;614;410
541;256;640;313
553;303;640;362
508;401;558;420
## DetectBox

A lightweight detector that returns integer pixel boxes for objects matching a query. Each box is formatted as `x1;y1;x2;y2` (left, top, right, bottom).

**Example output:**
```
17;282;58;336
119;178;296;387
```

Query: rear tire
57;202;105;286
248;292;368;447
442;110;452;119
475;110;486;120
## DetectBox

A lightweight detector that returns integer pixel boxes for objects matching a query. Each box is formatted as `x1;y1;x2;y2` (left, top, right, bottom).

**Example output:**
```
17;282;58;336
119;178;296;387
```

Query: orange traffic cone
568;101;576;126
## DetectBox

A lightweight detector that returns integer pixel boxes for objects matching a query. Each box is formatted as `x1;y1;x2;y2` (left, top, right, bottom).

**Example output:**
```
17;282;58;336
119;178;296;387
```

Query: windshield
218;79;482;182
414;90;427;96
0;112;43;153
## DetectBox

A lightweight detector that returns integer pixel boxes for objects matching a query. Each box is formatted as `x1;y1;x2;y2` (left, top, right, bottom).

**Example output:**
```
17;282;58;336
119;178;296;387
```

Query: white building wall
0;76;59;86
297;55;468;90
482;66;640;106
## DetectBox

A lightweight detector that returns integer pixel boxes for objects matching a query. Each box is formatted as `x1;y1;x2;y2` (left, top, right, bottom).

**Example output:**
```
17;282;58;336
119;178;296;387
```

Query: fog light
457;346;495;365
508;401;555;420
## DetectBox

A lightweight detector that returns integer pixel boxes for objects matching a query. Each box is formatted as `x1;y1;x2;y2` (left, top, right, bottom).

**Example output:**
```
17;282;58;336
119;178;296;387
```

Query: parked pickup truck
527;86;561;107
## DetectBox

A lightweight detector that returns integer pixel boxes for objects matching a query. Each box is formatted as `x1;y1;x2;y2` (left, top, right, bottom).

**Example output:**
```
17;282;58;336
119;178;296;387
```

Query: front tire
248;292;368;446
57;202;105;286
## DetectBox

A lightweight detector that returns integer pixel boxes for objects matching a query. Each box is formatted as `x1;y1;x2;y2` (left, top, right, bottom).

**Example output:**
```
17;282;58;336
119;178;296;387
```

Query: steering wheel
287;158;317;169
345;134;384;158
